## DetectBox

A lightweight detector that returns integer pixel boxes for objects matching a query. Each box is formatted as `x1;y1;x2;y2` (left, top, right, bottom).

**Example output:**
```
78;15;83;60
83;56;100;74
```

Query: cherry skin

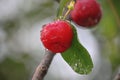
70;0;102;28
40;20;73;53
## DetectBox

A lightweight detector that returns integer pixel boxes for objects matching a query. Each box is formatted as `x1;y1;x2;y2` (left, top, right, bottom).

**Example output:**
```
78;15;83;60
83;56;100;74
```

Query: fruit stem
63;9;71;19
63;0;75;19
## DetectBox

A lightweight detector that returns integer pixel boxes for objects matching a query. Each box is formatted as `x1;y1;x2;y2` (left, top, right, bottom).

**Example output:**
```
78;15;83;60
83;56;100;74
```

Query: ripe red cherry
70;0;102;27
40;20;73;53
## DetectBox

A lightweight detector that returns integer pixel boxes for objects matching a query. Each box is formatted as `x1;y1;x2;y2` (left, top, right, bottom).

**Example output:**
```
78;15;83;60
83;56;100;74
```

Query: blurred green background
0;0;120;80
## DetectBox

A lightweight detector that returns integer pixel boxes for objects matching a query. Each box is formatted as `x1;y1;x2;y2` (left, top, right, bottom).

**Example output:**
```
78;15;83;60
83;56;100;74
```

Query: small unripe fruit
40;20;73;53
70;0;102;27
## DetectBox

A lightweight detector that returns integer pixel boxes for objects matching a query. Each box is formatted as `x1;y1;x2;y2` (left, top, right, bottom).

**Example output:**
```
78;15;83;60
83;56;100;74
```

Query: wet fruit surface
40;20;73;53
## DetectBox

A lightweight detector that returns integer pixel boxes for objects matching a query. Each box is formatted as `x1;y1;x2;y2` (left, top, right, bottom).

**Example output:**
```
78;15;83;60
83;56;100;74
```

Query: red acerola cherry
70;0;102;28
40;20;73;53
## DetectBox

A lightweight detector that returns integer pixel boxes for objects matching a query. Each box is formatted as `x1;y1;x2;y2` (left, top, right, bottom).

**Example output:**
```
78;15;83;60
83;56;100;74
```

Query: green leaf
57;0;70;17
62;24;93;74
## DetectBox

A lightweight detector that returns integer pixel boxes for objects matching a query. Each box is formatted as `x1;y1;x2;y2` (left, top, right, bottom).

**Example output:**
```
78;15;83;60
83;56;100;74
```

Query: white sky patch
0;27;8;61
0;0;48;21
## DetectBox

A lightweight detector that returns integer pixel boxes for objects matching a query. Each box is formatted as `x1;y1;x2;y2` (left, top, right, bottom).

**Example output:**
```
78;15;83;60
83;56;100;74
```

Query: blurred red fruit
70;0;102;28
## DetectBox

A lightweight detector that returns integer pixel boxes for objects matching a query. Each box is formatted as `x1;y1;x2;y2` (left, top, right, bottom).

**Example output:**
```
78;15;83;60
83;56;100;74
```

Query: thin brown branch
32;49;55;80
114;73;120;80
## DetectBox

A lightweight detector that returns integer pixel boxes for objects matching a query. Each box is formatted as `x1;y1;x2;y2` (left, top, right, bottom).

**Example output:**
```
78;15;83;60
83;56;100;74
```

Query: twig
114;73;120;80
32;49;55;80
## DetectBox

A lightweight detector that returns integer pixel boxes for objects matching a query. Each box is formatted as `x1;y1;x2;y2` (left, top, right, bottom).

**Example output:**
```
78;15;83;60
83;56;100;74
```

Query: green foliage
62;24;93;74
0;57;29;80
97;0;120;70
98;0;119;39
112;0;120;17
